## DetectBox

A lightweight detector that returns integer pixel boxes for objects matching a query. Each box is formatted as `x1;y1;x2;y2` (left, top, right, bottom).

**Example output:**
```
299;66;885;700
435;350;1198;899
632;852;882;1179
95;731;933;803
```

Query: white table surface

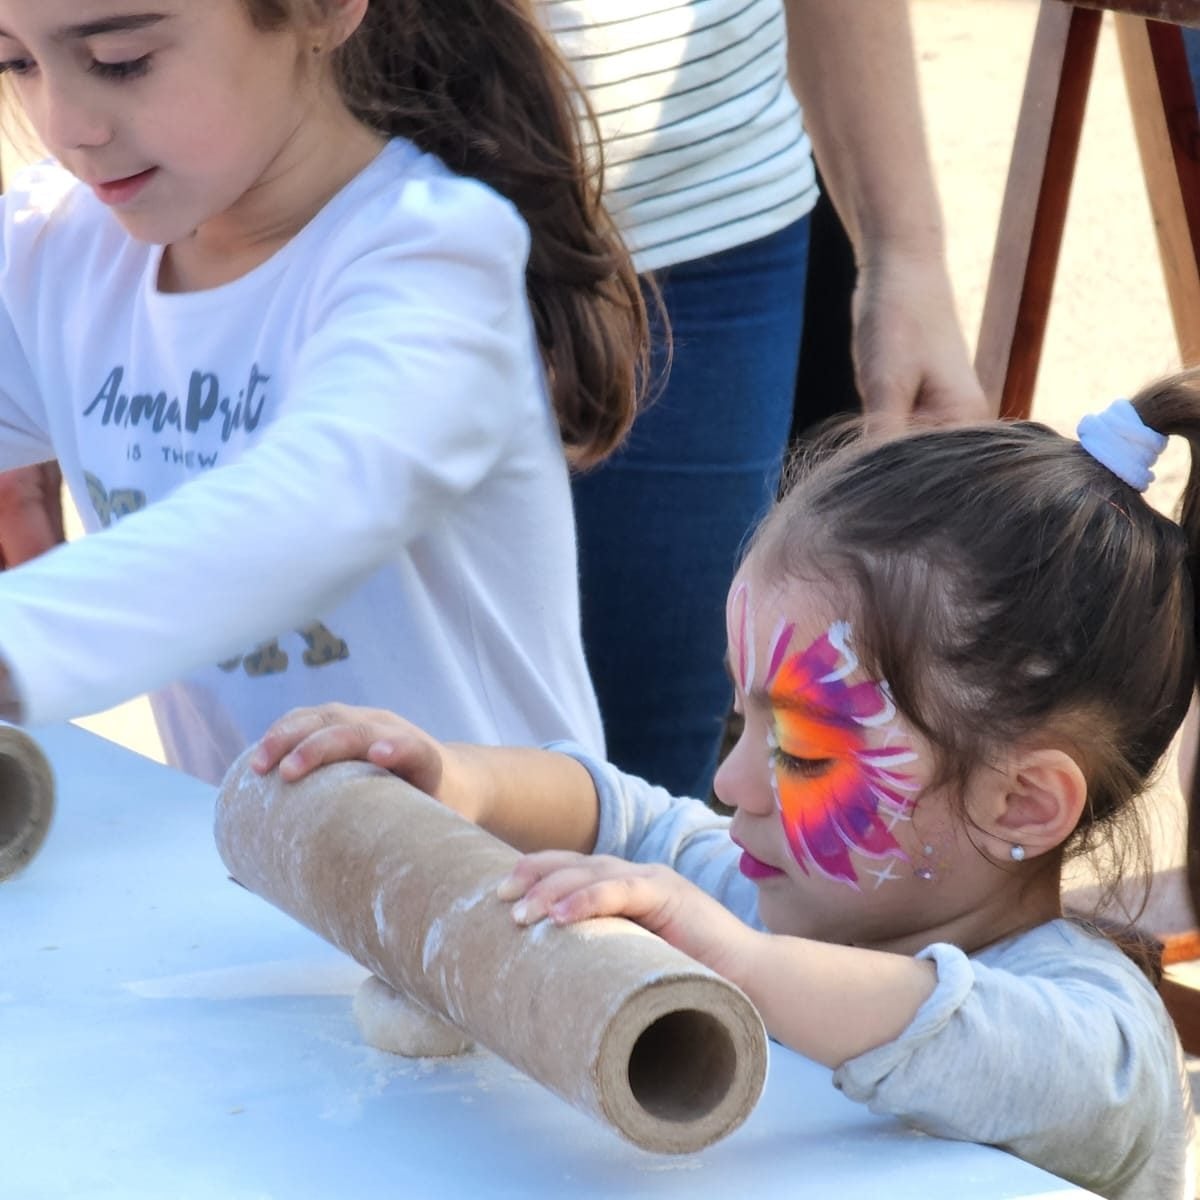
1;724;1097;1199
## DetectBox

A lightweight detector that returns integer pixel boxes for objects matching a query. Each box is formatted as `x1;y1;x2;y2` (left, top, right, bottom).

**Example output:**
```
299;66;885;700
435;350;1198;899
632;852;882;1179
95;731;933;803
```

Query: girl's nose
33;74;113;154
712;723;777;816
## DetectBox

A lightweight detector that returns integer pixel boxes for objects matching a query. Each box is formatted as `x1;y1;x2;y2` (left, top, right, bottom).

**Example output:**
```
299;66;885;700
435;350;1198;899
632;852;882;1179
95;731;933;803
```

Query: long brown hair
244;0;647;467
750;371;1200;947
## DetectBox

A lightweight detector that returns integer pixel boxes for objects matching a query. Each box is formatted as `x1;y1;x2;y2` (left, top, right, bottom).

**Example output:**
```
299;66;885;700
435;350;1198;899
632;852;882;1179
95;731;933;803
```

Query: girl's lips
92;168;158;207
738;849;785;880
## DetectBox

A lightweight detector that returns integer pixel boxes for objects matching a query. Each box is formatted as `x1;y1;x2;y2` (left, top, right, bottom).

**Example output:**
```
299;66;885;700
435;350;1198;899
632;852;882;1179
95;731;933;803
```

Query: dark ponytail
1128;374;1200;924
246;0;647;468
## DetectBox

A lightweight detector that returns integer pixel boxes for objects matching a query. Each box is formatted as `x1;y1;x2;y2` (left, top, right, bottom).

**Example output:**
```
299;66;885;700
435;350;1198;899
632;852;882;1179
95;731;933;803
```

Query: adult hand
0;462;65;567
784;0;992;429
852;251;993;428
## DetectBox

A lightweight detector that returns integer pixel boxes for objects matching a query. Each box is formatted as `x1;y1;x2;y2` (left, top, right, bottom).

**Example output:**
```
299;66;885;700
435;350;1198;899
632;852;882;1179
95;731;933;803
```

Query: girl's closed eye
771;747;834;778
0;57;35;77
88;56;151;82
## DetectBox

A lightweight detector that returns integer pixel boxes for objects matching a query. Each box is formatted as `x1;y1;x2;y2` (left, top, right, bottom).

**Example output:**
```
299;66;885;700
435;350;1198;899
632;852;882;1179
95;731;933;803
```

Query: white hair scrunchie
1075;399;1167;492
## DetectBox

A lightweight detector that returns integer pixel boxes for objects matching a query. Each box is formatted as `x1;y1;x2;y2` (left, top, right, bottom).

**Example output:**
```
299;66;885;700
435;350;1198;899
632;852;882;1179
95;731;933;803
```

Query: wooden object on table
976;0;1200;418
215;752;769;1156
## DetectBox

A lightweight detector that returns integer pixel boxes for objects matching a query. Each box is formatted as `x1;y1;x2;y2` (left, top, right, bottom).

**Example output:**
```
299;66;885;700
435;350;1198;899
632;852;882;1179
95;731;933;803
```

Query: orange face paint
766;622;918;889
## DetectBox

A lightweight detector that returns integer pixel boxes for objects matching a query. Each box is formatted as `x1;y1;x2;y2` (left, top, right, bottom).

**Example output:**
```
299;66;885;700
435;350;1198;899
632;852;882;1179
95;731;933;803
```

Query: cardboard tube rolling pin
0;726;54;881
215;755;768;1155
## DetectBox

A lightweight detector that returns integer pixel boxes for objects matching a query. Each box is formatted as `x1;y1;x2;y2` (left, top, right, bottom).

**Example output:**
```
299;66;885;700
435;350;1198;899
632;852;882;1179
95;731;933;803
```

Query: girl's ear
973;747;1087;863
317;0;369;50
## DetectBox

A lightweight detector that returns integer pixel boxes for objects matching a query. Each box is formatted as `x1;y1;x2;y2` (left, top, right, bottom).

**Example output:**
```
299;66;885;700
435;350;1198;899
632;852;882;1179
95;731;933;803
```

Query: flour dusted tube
0;726;54;881
215;754;768;1154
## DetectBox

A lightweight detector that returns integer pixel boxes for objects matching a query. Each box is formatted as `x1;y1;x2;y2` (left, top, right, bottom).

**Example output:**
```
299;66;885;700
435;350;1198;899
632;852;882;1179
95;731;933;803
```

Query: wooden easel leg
1117;15;1200;365
976;3;1102;419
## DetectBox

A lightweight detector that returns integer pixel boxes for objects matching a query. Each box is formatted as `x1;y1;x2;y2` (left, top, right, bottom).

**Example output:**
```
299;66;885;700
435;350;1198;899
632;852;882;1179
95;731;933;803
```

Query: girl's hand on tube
251;703;463;814
498;850;761;983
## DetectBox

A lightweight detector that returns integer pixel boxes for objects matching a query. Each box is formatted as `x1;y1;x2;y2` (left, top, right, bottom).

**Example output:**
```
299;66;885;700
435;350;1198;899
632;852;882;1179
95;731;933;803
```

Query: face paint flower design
766;621;918;890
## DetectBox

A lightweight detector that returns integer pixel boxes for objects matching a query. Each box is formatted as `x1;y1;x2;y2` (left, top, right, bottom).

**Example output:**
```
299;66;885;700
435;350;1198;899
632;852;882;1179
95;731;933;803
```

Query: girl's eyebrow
753;684;847;726
0;13;170;41
60;14;169;39
725;650;844;722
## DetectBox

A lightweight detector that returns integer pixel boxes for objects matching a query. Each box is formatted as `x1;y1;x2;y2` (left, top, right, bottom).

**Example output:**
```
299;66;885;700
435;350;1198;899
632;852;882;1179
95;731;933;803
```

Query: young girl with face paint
255;373;1200;1198
0;0;644;781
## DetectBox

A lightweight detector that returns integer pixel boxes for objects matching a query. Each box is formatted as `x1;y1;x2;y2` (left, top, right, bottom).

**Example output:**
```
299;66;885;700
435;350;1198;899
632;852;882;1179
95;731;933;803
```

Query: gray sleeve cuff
833;942;974;1100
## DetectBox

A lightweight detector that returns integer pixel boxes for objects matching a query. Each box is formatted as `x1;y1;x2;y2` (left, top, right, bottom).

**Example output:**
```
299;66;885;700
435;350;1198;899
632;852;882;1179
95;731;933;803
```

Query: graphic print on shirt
765;620;919;890
83;470;351;677
218;625;350;676
82;364;271;469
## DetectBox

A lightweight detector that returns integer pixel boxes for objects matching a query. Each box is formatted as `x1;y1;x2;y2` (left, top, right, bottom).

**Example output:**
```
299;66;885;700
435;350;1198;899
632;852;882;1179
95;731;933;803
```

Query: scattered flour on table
125;958;369;999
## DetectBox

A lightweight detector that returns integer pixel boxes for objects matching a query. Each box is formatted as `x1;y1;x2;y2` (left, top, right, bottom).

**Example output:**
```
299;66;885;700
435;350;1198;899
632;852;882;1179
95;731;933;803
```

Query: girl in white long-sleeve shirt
0;0;646;780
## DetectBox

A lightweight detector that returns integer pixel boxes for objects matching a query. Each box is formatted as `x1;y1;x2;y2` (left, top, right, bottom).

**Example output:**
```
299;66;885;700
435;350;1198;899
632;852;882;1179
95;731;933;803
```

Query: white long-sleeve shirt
0;143;603;782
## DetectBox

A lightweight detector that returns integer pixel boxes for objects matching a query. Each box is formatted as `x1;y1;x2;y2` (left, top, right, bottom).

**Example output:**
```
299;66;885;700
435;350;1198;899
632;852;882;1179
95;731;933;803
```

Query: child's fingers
541;876;658;926
251;706;335;773
275;723;399;782
499;854;670;929
494;850;586;901
250;704;422;781
357;735;444;797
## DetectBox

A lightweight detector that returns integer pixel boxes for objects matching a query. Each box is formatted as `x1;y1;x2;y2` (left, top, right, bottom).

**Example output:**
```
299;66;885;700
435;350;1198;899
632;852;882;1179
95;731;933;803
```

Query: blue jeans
1187;26;1200;101
571;217;811;799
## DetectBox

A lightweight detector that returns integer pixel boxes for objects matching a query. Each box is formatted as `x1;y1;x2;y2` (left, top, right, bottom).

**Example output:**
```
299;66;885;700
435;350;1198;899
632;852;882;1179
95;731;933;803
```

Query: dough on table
354;974;473;1058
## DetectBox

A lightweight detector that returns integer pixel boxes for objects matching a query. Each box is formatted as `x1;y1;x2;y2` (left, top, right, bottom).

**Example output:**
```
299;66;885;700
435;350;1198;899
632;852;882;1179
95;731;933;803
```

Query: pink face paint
728;581;755;693
764;617;795;689
766;621;918;890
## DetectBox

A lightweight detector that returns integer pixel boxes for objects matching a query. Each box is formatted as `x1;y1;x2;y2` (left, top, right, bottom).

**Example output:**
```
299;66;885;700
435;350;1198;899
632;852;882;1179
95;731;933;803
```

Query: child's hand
252;713;598;853
502;852;940;1070
497;851;759;983
251;703;446;799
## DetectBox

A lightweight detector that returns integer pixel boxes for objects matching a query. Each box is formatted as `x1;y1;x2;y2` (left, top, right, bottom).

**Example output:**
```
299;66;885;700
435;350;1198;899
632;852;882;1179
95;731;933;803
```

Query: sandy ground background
18;0;1184;871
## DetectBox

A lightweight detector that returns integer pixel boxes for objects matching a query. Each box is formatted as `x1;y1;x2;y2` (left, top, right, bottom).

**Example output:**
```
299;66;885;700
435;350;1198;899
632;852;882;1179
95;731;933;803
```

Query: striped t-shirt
540;0;818;273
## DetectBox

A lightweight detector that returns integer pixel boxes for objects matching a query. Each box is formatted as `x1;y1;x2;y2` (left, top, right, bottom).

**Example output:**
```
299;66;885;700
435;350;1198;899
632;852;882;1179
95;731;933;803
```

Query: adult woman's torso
540;0;817;271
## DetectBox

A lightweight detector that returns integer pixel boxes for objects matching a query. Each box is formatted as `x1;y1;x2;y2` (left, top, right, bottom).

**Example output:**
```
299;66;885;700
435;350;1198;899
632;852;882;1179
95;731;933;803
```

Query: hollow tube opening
626;1008;738;1122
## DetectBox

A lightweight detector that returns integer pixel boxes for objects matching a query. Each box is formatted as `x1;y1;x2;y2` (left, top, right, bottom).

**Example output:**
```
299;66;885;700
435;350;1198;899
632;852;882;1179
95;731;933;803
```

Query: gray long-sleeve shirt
553;742;1193;1200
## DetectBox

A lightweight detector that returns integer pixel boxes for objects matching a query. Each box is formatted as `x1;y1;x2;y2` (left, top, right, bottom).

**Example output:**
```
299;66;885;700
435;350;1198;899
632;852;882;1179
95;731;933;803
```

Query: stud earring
914;843;936;882
1009;844;1026;863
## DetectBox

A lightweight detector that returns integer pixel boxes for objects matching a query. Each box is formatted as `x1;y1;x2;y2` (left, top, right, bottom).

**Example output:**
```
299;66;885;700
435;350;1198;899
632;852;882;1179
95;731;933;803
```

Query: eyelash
89;56;151;81
771;748;834;779
0;55;151;81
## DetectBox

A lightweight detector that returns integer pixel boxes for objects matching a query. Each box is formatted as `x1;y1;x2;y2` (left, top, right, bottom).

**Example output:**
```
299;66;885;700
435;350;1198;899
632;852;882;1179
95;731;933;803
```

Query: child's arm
501;854;1185;1197
253;704;601;855
260;709;936;1062
500;850;935;1069
0;165;555;728
259;707;939;1064
254;705;751;903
